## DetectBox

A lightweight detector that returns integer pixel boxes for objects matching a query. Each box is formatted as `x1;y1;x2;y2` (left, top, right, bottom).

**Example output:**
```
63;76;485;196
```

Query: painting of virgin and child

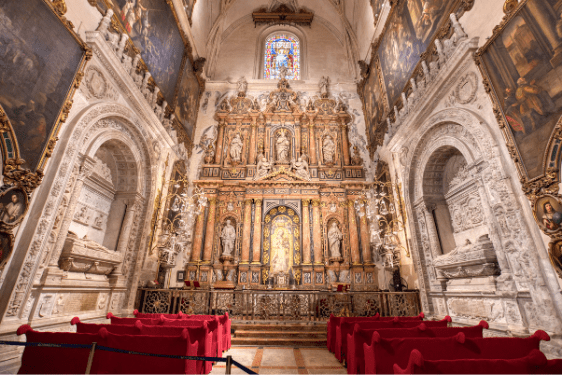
480;0;562;179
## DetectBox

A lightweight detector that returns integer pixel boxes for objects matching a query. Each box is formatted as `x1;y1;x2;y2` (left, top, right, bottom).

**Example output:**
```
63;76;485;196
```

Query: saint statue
271;228;290;275
319;76;329;97
0;194;24;223
291;155;311;181
220;220;236;256
237;77;247;96
229;133;243;163
328;222;343;258
255;155;272;180
322;135;336;164
276;129;290;163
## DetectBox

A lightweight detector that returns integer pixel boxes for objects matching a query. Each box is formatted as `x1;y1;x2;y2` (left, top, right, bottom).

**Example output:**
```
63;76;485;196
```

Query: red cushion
17;325;109;374
394;348;548;374
337;316;450;362
363;330;549;374
347;321;488;374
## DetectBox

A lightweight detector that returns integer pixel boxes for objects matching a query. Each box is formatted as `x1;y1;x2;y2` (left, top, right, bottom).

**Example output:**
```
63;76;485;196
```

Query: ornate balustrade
137;289;421;320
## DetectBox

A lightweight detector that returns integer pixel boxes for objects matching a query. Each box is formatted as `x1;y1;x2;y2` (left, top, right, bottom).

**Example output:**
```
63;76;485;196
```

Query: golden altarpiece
186;78;377;290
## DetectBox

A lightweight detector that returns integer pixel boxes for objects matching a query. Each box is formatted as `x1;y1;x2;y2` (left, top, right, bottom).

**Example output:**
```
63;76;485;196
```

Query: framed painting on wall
477;0;562;182
174;56;203;140
359;58;388;154
103;0;185;102
0;0;88;172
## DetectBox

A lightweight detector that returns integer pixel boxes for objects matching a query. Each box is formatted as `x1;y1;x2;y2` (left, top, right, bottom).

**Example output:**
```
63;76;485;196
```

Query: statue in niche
221;220;236;257
271;228;290;275
351;145;364;166
322;135;336;164
276;129;291;163
328;222;343;258
229;133;243;163
319;76;329;98
255;155;272;180
237;77;247;96
291;155;311;181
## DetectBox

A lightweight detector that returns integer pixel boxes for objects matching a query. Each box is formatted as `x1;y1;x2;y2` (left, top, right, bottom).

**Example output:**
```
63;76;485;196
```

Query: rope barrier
0;340;257;374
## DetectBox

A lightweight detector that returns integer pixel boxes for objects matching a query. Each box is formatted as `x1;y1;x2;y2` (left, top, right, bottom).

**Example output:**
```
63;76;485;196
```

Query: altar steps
231;322;327;347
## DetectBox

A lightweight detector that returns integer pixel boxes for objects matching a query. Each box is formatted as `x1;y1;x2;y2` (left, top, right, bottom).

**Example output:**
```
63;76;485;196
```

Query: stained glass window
264;33;300;80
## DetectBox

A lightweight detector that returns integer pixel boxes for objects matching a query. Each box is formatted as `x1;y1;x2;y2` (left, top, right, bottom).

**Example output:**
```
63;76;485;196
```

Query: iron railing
138;289;421;320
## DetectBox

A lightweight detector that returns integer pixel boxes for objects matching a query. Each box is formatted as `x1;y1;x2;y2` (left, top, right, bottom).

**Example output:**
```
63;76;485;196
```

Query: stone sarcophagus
59;233;123;275
433;234;500;279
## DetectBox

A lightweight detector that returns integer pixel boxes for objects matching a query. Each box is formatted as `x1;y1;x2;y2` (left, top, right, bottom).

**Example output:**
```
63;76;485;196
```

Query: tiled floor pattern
210;347;346;374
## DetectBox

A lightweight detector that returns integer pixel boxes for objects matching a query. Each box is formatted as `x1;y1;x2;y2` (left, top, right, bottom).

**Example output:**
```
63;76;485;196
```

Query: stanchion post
85;342;97;374
226;355;232;374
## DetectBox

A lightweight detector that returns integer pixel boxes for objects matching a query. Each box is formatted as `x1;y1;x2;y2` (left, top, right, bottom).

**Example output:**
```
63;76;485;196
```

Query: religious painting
0;0;86;171
264;33;300;80
533;195;562;234
478;0;562;180
548;239;562;279
378;0;458;107
263;206;301;278
360;61;387;150
174;57;202;139
0;232;14;270
106;0;185;101
0;188;28;225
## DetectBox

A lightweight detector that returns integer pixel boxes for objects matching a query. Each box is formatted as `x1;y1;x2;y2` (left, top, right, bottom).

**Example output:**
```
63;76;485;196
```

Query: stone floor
210;346;347;374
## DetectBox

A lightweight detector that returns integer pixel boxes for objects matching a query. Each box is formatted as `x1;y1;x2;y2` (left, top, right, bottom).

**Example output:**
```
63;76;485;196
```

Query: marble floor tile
261;348;297;367
300;348;343;368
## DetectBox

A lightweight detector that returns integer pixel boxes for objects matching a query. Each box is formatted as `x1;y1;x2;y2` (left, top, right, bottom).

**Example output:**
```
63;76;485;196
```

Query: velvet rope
0;340;257;374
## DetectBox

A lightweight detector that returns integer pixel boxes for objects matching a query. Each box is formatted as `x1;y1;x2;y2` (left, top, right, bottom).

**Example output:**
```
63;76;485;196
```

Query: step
234;330;327;339
231;337;327;347
231;323;326;332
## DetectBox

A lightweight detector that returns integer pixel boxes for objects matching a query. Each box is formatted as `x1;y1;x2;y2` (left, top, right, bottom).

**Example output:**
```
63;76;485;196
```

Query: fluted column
251;199;263;264
348;200;361;264
340;124;351;165
214;122;226;164
191;210;205;262
302;199;311;264
249;123;258;165
241;199;253;263
359;201;371;264
203;197;217;262
49;157;95;266
312;199;323;264
308;124;317;165
422;204;442;260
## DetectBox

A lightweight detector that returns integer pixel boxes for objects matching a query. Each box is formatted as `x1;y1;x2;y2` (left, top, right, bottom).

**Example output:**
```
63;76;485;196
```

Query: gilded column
340;124;351;165
249;123;257;165
359;201;371;264
191;210;206;262
214;122;226;164
308;123;317;165
251;199;263;264
202;197;217;262
302;199;311;264
312;199;323;264
348;200;361;264
241;199;253;263
49;157;95;266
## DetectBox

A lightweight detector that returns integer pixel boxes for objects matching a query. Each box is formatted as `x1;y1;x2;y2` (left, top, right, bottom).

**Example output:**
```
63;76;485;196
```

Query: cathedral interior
2;0;562;372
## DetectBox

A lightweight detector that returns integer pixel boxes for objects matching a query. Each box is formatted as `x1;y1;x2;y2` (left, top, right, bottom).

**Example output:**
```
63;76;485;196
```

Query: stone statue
237;77;247;96
319;76;329;97
291;155;311;181
229;133;243;163
328;222;343;258
351;145;364;166
322;135;336;164
279;66;288;80
276;129;291;163
220;220;236;256
255;155;272;180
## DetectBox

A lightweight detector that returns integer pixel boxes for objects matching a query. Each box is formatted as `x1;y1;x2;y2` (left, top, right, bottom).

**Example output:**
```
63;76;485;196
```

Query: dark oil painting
108;0;185;102
378;0;457;107
361;63;386;149
175;59;201;139
0;0;84;171
480;0;562;179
